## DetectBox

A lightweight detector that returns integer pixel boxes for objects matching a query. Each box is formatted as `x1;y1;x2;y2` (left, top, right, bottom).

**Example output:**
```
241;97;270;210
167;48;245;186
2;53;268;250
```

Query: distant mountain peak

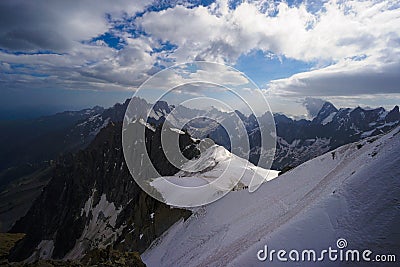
390;105;399;113
234;110;246;121
153;100;172;113
386;105;400;122
320;101;338;113
273;113;294;124
312;101;338;125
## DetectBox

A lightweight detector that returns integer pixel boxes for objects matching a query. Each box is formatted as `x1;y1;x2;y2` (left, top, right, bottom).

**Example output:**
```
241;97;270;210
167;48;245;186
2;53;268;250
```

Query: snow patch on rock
65;193;123;259
26;240;55;263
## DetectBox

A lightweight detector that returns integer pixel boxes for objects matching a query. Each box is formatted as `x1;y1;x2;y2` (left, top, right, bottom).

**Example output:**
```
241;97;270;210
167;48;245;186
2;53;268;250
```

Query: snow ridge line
198;144;364;266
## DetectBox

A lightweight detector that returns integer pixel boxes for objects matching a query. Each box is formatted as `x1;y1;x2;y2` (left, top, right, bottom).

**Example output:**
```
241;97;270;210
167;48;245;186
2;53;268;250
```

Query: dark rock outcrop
8;121;196;261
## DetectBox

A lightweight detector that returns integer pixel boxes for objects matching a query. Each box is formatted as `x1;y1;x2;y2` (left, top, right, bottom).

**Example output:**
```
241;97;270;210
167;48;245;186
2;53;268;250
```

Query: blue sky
0;0;399;119
235;50;314;88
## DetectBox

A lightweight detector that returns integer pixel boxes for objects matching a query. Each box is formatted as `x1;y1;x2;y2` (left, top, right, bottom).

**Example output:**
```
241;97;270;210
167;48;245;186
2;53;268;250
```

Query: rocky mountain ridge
3;98;399;264
8;121;195;262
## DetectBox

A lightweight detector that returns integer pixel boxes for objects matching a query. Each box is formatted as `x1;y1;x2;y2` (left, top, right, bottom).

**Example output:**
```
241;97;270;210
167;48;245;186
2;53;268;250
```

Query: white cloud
302;97;326;118
0;0;159;93
0;40;157;91
138;0;400;99
1;0;399;110
0;0;152;52
267;55;400;96
138;0;400;63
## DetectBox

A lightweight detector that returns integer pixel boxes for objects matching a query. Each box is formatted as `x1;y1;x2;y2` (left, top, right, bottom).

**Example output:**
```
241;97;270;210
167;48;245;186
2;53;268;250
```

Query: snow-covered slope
142;127;400;266
151;144;279;207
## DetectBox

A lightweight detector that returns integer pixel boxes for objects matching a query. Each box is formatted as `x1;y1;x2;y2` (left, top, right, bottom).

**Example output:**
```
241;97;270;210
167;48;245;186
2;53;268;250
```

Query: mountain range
1;98;398;175
0;98;399;265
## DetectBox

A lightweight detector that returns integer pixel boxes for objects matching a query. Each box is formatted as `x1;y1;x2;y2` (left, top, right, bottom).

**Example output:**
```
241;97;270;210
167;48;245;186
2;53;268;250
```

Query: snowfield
142;127;400;266
150;144;279;207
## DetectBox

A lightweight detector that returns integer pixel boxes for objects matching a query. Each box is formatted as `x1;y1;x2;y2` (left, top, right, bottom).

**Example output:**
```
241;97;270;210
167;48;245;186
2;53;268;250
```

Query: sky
0;0;399;119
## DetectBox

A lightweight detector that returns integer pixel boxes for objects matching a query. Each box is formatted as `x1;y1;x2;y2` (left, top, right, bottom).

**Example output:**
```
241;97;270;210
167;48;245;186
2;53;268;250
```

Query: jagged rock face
385;105;399;122
264;103;400;169
9;122;194;261
147;100;399;170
